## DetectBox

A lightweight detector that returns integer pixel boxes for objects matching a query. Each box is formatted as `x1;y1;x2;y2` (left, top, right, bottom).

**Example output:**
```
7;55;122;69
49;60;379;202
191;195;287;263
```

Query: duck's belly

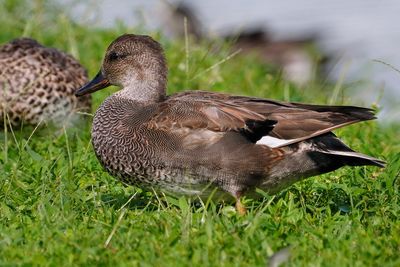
106;163;231;200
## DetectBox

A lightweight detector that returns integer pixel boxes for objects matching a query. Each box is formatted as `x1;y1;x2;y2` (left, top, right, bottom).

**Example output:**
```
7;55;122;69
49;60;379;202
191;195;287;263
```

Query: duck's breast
91;96;179;184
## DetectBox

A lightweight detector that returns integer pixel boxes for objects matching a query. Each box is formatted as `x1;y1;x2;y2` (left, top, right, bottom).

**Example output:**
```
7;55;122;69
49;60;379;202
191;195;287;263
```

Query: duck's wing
162;91;376;147
149;90;376;148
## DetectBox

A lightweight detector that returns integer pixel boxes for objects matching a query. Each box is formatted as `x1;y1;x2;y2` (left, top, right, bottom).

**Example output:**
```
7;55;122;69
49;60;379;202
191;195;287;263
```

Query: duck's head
75;34;168;101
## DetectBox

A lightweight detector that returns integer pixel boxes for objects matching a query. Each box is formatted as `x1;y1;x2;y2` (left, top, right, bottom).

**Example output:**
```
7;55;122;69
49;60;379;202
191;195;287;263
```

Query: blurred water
64;0;400;122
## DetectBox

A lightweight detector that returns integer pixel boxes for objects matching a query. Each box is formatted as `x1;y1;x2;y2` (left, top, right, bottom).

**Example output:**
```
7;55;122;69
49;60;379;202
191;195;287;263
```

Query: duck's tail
263;132;384;193
306;133;385;171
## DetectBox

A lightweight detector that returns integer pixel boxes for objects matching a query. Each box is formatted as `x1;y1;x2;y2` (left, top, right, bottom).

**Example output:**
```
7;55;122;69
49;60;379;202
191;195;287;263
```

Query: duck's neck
114;79;166;103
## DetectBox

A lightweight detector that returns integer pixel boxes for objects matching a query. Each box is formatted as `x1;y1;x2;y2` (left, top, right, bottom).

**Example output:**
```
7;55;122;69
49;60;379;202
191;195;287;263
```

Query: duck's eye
108;52;126;61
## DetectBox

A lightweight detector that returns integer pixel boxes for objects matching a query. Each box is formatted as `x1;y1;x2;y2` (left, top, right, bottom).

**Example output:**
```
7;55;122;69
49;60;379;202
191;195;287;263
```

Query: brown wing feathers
151;91;376;145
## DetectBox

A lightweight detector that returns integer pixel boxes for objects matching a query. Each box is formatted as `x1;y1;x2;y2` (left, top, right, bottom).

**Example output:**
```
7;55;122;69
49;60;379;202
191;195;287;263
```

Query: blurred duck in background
0;38;91;128
160;1;329;86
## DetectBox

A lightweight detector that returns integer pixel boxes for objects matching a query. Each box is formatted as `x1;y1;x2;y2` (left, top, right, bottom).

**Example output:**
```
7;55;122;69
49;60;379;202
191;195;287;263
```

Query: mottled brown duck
76;34;384;214
0;38;91;127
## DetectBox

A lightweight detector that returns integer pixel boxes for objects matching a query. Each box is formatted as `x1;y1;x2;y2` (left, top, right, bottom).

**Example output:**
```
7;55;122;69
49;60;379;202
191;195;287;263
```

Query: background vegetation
0;1;399;266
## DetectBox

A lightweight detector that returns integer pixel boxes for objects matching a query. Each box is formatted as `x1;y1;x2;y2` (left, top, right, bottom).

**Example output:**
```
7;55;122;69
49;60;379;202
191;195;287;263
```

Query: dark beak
75;71;111;96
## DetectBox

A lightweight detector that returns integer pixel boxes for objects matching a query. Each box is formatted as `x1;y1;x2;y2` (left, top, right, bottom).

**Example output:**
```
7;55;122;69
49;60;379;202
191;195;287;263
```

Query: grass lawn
1;2;399;266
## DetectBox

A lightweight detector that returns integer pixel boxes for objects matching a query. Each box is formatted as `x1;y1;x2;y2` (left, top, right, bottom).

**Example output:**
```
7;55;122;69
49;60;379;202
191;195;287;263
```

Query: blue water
64;0;400;121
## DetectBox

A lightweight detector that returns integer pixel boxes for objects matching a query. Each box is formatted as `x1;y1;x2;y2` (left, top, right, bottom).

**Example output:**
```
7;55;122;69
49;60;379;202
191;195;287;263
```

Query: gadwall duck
0;38;91;127
76;34;384;214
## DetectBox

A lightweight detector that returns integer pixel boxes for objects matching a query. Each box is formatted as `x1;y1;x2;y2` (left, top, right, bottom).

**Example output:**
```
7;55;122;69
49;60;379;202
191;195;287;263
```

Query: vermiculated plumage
0;38;91;126
75;34;384;211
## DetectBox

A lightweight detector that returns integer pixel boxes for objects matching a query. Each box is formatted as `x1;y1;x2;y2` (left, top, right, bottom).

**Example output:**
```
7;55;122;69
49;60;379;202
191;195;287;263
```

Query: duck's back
0;38;90;126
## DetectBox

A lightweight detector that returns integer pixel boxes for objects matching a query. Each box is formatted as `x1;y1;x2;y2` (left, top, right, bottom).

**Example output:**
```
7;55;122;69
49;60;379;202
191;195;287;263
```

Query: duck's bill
75;71;110;96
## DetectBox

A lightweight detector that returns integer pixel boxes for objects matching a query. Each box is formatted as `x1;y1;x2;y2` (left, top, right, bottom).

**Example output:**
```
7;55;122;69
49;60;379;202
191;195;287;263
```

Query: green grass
1;1;399;266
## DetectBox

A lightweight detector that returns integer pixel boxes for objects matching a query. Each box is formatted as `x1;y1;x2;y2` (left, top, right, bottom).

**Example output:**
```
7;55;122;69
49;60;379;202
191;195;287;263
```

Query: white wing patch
256;136;296;148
